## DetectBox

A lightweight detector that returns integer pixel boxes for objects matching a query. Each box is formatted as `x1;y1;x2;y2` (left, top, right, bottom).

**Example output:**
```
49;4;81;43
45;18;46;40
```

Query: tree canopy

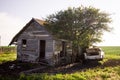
45;6;112;48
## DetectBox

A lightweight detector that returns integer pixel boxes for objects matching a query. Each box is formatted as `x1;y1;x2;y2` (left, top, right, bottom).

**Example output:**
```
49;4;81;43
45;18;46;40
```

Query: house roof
9;18;45;45
9;18;70;46
35;18;45;26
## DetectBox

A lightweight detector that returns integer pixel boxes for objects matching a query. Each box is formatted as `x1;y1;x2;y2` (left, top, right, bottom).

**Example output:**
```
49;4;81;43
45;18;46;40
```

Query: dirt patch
103;59;120;67
0;59;120;76
0;60;44;76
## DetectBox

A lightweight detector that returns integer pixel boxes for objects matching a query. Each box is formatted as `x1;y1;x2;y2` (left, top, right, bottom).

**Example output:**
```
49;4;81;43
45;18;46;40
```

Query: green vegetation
45;6;112;50
0;52;16;64
0;46;16;64
101;46;120;55
0;46;120;80
2;66;119;80
101;46;120;59
17;66;120;80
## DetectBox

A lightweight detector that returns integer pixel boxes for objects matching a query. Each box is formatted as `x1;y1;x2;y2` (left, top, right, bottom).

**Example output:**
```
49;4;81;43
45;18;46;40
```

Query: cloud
0;12;24;46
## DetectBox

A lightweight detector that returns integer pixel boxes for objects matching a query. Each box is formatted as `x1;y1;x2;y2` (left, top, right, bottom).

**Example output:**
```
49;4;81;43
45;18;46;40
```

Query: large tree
45;6;112;49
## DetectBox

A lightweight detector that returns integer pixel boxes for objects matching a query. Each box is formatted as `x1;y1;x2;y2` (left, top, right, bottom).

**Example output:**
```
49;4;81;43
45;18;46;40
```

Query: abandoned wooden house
9;18;75;66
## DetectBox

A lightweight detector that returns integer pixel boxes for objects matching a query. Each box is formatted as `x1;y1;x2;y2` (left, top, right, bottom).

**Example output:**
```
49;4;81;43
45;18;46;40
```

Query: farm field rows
0;46;120;80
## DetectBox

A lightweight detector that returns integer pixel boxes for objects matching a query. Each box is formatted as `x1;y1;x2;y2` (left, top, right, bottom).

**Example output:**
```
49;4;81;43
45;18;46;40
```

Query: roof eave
9;18;35;46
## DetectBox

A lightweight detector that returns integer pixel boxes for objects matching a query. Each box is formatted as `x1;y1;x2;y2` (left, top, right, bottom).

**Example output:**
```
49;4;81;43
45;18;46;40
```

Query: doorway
39;40;46;59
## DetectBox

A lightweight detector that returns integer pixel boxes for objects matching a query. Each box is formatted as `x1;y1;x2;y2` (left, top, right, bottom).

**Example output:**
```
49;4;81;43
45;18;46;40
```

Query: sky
0;0;120;46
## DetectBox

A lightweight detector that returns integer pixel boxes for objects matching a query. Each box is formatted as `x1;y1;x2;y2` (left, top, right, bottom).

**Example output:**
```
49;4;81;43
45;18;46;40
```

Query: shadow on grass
0;59;120;76
40;59;120;74
0;60;41;76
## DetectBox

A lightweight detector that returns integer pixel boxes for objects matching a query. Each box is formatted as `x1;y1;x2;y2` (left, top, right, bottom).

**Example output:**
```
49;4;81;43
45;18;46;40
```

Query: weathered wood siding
45;40;54;65
17;39;39;62
53;41;73;65
17;20;54;64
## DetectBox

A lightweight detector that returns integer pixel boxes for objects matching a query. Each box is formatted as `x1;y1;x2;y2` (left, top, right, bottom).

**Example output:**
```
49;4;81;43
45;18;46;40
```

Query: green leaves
45;6;112;48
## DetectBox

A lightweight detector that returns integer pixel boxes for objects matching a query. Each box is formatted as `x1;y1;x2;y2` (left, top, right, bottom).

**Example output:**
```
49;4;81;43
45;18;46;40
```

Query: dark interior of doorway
39;40;46;59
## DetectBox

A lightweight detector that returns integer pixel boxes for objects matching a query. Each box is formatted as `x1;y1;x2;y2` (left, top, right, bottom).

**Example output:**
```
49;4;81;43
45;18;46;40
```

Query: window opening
22;39;27;47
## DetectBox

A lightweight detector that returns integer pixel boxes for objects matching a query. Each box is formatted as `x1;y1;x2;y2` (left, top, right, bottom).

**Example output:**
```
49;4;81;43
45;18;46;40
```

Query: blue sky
0;0;120;46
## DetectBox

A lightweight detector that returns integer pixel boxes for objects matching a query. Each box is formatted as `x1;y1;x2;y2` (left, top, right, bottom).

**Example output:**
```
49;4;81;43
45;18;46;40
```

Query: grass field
0;52;16;64
18;66;120;80
100;46;120;59
0;46;120;80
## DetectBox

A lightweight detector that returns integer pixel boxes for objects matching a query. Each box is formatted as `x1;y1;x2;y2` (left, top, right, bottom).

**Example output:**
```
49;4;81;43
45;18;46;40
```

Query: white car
84;48;104;61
